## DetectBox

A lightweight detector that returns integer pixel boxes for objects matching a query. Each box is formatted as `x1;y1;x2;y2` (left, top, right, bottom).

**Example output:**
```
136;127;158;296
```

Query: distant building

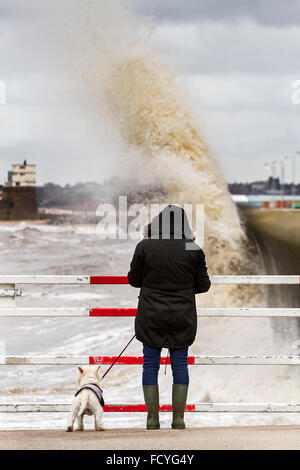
0;160;38;220
228;178;299;196
251;182;266;193
6;160;36;187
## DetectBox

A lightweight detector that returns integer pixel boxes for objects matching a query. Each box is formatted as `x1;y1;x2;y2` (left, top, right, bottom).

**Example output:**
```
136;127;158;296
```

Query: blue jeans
142;345;189;385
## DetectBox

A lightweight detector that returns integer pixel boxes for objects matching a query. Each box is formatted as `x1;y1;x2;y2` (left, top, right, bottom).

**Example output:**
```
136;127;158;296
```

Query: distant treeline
35;176;300;209
36;177;167;208
37;182;107;208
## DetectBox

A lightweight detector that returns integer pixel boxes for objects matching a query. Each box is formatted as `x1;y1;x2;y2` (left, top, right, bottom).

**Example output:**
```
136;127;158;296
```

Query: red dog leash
100;334;136;382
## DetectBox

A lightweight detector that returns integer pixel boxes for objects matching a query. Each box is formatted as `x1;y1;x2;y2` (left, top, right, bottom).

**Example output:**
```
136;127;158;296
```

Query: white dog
67;365;104;432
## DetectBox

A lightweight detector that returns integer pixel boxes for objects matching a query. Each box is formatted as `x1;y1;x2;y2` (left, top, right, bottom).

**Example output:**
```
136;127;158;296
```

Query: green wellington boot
142;385;160;430
171;384;188;429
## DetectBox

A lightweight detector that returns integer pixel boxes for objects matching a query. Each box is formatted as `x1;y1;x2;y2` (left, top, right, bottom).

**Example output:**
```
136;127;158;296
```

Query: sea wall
241;209;300;307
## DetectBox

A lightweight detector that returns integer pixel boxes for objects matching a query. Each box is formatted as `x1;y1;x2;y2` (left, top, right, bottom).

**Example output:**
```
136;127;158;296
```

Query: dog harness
75;383;105;407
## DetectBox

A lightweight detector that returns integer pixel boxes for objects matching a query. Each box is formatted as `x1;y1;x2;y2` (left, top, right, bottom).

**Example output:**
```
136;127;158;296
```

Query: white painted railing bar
2;355;300;365
193;356;300;365
0;307;299;317
196;308;300;317
211;275;300;284
0;275;299;284
2;403;300;413
194;403;300;412
0;308;91;317
0;275;91;284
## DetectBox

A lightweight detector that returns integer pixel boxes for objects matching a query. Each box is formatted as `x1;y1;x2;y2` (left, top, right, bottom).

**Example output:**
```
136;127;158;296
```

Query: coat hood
145;205;193;240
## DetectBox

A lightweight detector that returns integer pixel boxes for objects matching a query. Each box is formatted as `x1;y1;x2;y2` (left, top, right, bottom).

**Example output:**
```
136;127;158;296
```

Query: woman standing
128;205;211;430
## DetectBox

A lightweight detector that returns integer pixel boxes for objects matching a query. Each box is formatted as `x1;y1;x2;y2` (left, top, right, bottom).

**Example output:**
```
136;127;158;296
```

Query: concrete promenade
1;426;300;450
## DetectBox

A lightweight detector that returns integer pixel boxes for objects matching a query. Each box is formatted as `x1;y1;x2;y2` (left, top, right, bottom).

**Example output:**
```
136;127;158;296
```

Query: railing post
0;284;21;308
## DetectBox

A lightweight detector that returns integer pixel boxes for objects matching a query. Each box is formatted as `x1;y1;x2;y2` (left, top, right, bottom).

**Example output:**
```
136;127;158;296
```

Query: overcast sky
0;0;300;185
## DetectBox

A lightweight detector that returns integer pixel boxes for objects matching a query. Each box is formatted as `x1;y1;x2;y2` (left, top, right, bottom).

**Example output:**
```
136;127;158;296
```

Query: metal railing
0;275;300;414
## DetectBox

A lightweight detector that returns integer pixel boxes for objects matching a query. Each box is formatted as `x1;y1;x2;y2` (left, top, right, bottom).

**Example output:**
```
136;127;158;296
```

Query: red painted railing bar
89;356;195;365
89;308;137;317
102;404;196;412
90;276;129;285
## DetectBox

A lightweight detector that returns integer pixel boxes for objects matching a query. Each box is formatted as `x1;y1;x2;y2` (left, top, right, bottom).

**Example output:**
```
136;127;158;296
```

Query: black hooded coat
127;205;211;349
